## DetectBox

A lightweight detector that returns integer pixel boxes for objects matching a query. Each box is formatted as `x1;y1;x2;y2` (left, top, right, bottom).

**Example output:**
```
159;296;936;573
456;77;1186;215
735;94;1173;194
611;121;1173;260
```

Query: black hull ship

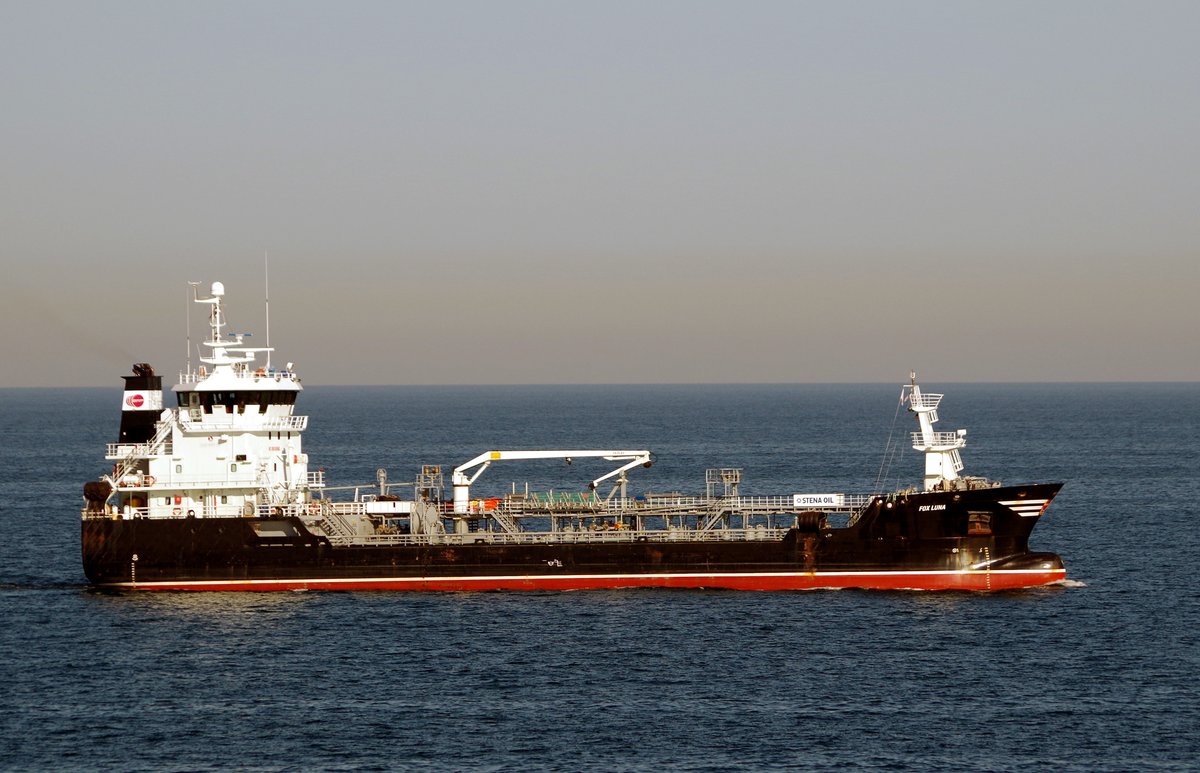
82;282;1066;592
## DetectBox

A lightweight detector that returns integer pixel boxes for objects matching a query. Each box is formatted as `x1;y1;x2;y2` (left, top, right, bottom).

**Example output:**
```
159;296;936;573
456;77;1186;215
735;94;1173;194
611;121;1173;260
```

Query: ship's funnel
119;363;164;444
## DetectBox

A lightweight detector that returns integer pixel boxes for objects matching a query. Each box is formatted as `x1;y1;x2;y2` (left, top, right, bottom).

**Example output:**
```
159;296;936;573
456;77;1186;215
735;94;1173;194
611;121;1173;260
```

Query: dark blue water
2;383;1197;772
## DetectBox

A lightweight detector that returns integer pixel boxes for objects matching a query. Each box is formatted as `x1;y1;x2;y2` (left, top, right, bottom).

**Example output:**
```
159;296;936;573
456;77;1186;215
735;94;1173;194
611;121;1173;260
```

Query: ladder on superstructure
110;411;174;485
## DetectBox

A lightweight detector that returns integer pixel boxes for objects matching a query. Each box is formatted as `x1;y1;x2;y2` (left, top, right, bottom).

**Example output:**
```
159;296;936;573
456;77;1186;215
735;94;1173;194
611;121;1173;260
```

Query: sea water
1;383;1197;772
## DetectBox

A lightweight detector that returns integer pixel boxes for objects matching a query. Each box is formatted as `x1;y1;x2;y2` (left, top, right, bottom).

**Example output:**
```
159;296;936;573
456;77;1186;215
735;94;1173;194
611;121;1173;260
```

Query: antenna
186;281;200;375
264;251;271;369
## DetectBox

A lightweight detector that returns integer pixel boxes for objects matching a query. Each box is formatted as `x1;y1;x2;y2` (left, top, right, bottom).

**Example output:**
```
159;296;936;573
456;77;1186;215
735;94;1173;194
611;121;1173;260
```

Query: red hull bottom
107;568;1068;592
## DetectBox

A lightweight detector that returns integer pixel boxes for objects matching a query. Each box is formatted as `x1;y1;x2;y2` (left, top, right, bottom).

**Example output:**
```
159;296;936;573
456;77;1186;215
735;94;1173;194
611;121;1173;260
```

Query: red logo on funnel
126;394;145;408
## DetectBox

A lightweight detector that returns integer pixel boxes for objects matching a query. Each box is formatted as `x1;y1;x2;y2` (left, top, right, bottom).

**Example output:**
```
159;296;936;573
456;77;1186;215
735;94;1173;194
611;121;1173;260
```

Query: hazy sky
2;1;1197;387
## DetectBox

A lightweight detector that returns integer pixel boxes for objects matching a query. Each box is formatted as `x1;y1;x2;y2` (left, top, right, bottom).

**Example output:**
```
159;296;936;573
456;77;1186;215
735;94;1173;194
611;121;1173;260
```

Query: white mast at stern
903;371;967;492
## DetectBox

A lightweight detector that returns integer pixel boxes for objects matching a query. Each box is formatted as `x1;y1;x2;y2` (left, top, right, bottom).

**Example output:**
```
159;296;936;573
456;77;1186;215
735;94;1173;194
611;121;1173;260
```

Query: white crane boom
450;450;652;514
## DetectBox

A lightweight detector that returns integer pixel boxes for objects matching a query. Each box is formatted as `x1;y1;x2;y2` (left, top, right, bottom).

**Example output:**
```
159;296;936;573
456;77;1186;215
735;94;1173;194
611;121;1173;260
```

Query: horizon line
4;378;1198;390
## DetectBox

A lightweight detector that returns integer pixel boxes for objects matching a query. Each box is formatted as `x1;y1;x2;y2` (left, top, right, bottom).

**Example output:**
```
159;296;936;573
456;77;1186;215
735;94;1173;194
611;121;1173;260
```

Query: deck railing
495;494;872;515
179;415;308;432
178;369;300;385
908;392;943;410
330;525;797;547
911;431;965;448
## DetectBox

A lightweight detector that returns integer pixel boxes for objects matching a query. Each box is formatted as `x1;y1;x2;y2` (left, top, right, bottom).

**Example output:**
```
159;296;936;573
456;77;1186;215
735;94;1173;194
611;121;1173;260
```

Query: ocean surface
1;382;1197;772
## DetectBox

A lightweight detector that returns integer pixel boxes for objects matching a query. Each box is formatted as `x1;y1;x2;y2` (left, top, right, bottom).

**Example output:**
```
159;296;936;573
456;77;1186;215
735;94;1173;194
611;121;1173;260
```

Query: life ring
186;509;196;517
172;507;182;516
275;374;282;383
308;503;321;515
208;436;214;442
144;476;156;486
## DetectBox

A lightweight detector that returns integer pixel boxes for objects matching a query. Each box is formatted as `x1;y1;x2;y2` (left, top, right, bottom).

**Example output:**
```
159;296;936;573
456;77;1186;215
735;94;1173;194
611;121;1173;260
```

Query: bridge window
174;390;297;412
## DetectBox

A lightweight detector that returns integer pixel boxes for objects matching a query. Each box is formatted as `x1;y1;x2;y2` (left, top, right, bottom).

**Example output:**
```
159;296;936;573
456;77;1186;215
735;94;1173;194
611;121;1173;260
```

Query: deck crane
450;450;653;513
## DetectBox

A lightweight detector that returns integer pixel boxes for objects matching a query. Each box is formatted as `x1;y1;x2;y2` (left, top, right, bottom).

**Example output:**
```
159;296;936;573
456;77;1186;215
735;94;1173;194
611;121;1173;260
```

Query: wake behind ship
82;282;1066;591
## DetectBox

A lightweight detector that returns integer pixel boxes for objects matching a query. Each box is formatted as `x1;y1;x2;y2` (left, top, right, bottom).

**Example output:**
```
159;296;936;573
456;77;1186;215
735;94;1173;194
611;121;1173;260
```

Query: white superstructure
102;282;320;519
